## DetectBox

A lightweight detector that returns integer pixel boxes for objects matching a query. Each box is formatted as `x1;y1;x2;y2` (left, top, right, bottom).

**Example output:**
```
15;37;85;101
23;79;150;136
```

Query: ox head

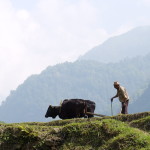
45;105;60;119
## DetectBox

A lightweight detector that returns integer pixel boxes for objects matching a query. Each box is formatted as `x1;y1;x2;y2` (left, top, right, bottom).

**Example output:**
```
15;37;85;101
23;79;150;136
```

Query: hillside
0;112;150;150
130;83;150;113
79;26;150;63
1;54;150;123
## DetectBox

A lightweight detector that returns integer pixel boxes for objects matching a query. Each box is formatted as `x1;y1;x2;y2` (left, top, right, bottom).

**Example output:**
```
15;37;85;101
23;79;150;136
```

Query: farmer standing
111;81;129;114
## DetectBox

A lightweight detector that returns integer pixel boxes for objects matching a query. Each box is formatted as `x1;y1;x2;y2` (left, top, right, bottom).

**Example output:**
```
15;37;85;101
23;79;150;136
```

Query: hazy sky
1;0;150;103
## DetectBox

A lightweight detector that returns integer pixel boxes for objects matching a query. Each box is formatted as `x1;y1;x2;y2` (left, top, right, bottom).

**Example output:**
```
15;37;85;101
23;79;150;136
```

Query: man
111;81;129;114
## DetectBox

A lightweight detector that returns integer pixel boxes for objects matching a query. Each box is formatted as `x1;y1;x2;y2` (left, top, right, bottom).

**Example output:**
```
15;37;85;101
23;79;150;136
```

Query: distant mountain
130;83;150;113
1;54;150;123
79;26;150;63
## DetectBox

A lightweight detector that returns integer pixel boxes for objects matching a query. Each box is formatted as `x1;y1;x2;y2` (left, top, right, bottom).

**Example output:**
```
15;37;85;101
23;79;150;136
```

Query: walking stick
111;101;113;116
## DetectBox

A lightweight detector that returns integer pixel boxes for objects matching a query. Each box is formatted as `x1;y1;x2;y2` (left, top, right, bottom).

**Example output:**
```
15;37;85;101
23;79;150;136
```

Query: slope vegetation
0;112;150;150
130;83;150;113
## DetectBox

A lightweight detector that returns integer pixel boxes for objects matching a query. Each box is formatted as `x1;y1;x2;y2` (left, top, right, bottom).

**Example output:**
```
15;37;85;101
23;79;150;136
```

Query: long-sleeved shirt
117;86;129;102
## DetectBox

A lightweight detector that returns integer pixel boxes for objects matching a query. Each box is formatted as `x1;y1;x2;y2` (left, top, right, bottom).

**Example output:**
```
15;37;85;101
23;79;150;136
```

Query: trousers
121;100;129;114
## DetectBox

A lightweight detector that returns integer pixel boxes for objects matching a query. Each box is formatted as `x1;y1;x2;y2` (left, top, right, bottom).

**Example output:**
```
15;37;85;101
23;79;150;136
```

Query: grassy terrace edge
0;112;150;150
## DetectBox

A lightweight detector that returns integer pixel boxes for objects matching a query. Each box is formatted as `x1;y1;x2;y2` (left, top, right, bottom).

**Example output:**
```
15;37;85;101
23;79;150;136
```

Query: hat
114;81;120;85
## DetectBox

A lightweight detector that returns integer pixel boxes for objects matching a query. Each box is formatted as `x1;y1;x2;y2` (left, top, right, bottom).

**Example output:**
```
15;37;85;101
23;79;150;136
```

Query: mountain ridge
79;26;150;63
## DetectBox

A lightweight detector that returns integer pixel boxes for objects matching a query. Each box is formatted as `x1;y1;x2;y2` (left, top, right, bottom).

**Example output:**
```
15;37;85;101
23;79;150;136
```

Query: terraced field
0;112;150;150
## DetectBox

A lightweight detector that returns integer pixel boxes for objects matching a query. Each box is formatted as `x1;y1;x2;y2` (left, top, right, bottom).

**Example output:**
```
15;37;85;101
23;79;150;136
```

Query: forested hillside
130;83;150;113
0;54;150;123
79;26;150;63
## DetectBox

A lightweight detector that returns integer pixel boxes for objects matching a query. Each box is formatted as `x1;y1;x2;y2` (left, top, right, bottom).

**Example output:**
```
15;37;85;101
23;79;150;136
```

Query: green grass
60;119;150;150
129;116;150;132
0;112;150;150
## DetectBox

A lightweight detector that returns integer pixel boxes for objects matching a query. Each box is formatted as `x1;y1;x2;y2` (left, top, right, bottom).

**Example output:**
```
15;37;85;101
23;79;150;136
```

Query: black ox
45;99;96;119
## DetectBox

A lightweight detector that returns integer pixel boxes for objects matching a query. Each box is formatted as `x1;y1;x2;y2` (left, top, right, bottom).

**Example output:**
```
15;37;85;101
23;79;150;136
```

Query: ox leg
87;112;94;118
88;115;94;118
83;102;88;118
